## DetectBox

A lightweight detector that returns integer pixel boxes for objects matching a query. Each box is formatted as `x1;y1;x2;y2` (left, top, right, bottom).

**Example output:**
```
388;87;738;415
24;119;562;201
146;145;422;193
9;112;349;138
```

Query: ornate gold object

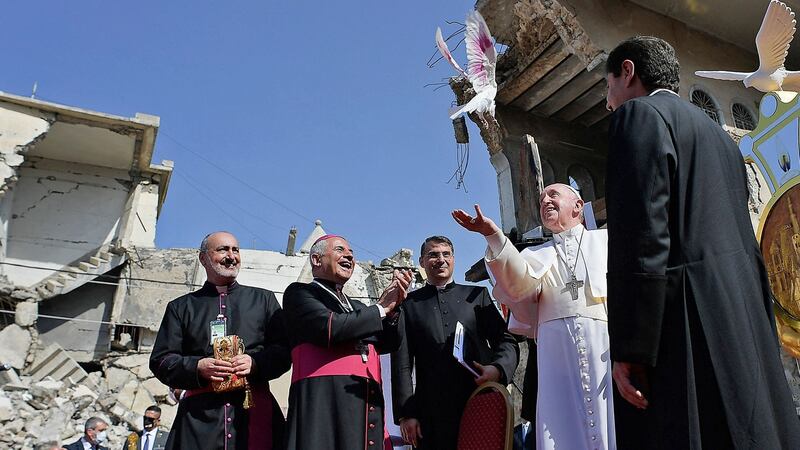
126;432;139;449
211;335;253;408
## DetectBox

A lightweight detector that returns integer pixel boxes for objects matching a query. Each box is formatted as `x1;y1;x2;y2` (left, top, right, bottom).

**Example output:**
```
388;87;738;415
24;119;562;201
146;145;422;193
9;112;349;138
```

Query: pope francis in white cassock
453;183;615;450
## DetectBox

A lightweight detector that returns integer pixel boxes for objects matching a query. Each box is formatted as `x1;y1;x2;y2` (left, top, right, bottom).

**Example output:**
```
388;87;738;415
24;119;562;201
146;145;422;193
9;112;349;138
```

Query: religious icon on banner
742;91;800;358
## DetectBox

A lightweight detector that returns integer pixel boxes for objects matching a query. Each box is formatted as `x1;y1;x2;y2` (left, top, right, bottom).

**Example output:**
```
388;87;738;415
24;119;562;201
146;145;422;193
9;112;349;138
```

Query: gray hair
309;239;329;258
85;417;106;431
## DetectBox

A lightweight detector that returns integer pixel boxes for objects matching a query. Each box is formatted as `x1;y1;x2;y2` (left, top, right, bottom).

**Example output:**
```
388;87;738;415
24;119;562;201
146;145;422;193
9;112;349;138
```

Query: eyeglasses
426;251;453;260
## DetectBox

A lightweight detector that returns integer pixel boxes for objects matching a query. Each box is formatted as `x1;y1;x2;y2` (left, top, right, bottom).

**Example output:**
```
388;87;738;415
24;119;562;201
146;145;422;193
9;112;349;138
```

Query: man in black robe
391;235;518;449
604;36;800;449
150;231;291;450
282;234;413;450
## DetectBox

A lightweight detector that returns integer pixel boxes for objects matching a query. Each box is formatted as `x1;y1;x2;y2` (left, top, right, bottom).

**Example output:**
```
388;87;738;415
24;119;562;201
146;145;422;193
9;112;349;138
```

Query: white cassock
485;224;615;450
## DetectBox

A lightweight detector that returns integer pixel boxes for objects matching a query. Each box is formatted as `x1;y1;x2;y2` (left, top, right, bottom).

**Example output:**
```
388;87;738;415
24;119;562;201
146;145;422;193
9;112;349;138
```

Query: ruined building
0;93;421;448
459;0;763;237
452;0;799;413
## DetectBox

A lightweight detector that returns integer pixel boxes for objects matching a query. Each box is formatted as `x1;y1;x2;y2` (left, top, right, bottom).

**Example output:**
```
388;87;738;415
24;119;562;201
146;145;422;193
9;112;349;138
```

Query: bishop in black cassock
391;236;518;450
150;232;291;450
282;234;413;450
604;37;800;449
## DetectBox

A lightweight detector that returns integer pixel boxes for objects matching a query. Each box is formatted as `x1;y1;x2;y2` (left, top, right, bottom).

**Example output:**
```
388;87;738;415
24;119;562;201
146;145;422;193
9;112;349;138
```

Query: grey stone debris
0;324;31;369
0;352;176;449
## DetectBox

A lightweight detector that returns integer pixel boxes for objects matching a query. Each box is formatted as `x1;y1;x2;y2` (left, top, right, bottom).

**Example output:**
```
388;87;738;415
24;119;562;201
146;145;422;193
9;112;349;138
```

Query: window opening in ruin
691;89;721;124
732;103;756;130
112;324;142;351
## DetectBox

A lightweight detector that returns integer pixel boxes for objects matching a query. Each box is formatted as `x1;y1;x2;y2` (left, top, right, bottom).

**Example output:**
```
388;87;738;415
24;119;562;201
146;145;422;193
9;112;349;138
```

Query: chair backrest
456;381;513;450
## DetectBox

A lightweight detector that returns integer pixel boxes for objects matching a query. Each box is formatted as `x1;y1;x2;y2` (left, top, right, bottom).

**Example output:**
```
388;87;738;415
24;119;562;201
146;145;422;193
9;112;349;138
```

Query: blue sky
2;1;504;281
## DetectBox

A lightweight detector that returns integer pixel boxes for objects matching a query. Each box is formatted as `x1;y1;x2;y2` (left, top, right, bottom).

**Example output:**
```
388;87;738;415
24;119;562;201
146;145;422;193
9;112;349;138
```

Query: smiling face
311;237;355;284
200;232;241;285
539;184;584;233
420;241;454;286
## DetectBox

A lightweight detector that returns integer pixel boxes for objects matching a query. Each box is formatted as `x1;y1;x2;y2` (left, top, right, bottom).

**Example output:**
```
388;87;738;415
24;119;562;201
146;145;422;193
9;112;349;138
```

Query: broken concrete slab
0;394;12;422
105;366;134;391
14;301;37;327
112;353;149;370
132;363;153;380
0;366;25;388
29;378;65;406
131;385;155;414
141;377;169;399
117;379;138;410
0;324;31;369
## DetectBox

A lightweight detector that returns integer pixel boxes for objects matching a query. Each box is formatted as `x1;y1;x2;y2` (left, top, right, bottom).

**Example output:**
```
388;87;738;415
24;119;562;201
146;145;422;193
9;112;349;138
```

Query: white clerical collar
427;278;453;290
649;88;679;97
554;223;584;242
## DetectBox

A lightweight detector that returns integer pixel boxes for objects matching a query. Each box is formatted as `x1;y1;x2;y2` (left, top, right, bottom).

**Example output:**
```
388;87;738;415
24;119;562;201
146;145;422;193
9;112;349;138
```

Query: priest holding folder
391;235;518;450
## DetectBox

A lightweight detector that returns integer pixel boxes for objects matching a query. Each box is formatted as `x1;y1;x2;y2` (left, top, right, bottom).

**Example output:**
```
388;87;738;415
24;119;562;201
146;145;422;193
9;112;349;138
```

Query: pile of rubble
0;352;176;449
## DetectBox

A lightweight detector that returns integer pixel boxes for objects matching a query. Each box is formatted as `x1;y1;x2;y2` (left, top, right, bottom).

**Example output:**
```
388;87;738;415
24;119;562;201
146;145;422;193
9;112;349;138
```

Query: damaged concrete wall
0;104;52;272
37;274;116;362
558;0;763;120
119;182;160;248
114;247;199;334
4;158;129;287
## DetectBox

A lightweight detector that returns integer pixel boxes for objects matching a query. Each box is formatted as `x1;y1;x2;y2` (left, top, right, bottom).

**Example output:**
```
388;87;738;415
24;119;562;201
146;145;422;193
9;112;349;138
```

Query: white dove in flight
436;11;497;123
695;0;800;92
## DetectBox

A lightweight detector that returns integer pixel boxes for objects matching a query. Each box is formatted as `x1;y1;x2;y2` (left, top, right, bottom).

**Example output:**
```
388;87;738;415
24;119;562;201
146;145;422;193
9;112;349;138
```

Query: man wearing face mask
150;231;291;450
390;235;518;450
282;234;413;450
62;417;109;450
453;184;615;450
122;405;168;450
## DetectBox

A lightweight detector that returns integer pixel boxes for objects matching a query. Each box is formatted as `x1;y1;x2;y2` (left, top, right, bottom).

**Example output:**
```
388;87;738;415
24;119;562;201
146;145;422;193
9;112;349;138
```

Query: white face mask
94;430;108;444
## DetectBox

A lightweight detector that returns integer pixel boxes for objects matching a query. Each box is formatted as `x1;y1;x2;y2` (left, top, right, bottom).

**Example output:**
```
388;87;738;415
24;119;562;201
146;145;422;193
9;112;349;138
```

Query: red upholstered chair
456;381;513;450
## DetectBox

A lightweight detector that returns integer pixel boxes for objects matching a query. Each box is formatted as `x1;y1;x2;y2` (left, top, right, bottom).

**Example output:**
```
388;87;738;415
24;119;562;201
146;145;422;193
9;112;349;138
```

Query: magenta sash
291;342;391;450
291;342;381;383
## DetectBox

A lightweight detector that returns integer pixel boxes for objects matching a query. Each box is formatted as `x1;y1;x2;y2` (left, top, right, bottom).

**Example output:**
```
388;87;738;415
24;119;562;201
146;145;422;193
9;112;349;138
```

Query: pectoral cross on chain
562;274;584;301
554;227;586;301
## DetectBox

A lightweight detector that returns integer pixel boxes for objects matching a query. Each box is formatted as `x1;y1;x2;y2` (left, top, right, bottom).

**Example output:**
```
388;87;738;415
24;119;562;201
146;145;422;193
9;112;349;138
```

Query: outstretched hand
452;204;501;236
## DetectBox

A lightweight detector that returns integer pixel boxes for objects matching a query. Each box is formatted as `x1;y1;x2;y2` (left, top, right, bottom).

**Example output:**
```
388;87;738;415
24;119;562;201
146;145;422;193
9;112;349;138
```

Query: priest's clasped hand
198;357;234;382
378;269;414;315
231;354;253;376
452;204;501;236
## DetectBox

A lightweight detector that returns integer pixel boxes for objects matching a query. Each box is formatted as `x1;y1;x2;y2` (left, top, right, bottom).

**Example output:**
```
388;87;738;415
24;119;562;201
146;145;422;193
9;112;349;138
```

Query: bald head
199;231;241;285
539;183;584;233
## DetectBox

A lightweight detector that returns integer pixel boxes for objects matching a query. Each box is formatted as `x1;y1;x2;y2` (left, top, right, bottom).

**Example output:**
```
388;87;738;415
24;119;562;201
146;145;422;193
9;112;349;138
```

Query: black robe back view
605;91;800;449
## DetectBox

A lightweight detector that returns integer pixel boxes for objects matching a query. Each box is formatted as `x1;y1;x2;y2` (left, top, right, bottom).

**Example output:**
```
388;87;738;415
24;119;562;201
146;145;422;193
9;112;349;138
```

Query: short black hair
145;405;162;415
420;236;454;256
606;36;680;93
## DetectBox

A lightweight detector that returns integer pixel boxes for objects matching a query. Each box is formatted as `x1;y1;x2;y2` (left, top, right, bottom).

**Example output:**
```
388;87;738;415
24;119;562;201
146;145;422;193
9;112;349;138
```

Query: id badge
210;318;226;344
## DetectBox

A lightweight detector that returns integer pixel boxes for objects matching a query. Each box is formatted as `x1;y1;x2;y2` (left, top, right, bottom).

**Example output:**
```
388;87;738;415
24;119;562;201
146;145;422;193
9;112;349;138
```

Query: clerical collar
427;279;455;291
554;223;585;241
313;278;344;292
201;280;239;294
649;88;679;97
